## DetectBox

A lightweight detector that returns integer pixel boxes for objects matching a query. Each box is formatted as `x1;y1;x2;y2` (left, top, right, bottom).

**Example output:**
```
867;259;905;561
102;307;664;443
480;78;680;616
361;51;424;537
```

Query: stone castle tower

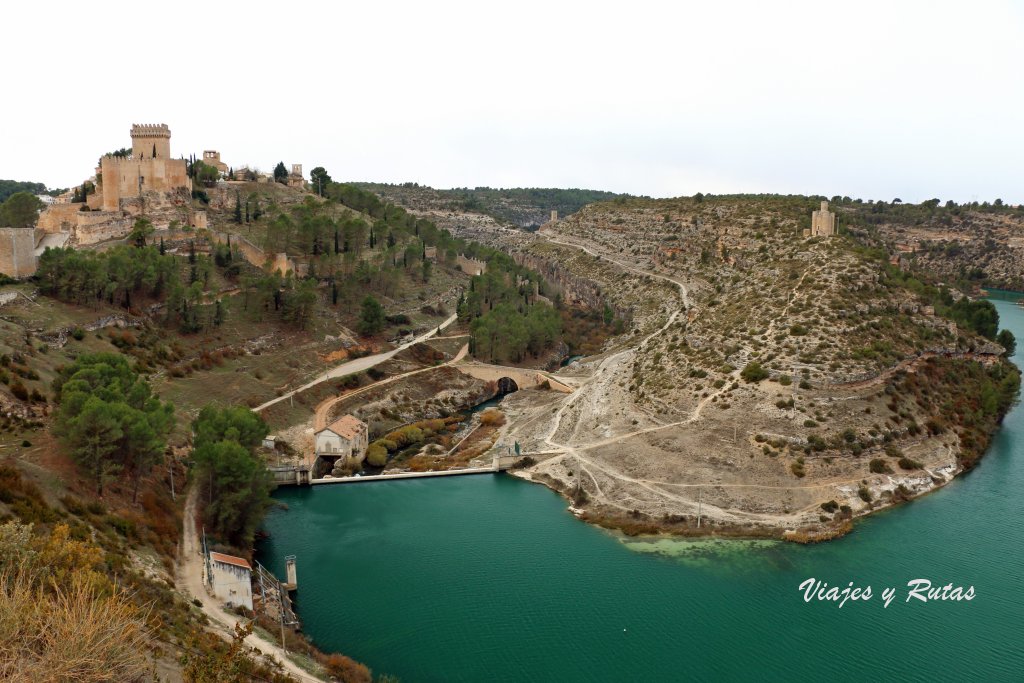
131;123;171;159
99;124;191;211
810;200;836;237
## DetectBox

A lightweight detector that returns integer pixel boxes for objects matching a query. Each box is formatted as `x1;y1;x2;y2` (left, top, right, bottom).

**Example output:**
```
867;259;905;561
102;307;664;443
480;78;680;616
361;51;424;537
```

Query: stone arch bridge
454;362;573;394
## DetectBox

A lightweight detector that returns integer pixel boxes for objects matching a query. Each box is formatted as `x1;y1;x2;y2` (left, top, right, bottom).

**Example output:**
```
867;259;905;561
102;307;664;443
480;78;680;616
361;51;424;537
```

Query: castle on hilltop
97;124;192;211
1;122;315;278
29;123;205;254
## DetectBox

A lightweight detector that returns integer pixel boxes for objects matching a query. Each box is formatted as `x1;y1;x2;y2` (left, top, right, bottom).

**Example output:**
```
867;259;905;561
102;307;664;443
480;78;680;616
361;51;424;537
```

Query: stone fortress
1;121;313;279
98;124;192;211
809;200;837;237
32;123;199;253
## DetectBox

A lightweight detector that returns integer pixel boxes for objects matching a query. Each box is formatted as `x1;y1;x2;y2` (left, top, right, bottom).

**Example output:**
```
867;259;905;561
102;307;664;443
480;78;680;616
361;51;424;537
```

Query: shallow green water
259;293;1024;682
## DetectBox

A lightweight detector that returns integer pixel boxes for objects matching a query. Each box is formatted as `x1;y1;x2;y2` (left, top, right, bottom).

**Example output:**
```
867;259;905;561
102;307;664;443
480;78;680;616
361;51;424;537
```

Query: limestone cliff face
510;250;632;321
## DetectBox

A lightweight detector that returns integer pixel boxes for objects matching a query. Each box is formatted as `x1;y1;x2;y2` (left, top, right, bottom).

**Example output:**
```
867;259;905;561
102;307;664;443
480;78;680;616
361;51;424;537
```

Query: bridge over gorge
453;362;574;394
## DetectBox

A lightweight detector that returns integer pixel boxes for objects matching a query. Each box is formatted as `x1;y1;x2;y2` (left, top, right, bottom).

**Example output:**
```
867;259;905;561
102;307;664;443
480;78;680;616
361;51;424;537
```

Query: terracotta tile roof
210;552;251;570
319;414;365;440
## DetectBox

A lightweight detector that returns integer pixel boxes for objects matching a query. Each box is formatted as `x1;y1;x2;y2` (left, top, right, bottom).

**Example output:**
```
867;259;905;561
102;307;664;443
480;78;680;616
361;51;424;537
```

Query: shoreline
505;361;1019;546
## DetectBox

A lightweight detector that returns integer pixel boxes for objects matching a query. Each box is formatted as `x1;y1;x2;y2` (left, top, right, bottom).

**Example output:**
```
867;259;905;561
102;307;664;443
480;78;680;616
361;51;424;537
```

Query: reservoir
258;293;1024;682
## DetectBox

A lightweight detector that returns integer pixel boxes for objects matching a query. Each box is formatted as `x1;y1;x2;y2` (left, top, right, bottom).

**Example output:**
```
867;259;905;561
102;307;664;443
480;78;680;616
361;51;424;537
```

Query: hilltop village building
208;551;253;610
202;150;229;174
315;414;369;462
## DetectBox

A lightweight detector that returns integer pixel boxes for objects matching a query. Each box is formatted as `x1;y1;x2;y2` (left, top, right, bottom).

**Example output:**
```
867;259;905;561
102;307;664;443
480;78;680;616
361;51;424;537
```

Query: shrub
799;379;812;390
70;327;85;341
869;458;893;474
740;361;769;383
319;653;372;683
820;500;839;513
898;457;923;470
366;443;388;467
791;462;806;478
10;381;28;401
789;324;809;336
804;419;817;428
884;444;904;458
806;434;827;452
778;374;792;386
479;409;505;426
858;486;873;503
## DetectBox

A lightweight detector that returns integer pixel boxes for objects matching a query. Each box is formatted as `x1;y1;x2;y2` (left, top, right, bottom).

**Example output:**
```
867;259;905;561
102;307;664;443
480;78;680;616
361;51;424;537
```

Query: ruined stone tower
810;200;836;237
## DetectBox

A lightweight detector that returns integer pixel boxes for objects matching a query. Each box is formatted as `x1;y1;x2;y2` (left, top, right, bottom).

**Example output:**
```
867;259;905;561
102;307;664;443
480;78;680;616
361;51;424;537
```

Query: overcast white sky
3;0;1022;203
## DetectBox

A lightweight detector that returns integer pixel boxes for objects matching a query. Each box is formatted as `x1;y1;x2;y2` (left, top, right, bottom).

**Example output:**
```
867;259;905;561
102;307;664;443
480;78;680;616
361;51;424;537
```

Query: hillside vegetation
354;182;627;229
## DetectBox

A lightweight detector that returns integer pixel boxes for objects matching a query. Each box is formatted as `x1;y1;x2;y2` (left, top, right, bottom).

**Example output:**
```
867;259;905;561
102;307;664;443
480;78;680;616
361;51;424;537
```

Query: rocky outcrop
511;250;632;321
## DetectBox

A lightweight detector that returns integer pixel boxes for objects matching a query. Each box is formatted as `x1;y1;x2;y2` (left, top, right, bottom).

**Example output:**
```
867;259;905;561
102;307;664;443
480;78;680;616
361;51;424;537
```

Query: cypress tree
233;192;242;223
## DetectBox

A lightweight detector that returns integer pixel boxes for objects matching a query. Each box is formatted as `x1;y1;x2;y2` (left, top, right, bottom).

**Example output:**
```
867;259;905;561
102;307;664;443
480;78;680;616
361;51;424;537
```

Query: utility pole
279;579;287;652
201;527;211;586
258;564;268;618
697;488;702;529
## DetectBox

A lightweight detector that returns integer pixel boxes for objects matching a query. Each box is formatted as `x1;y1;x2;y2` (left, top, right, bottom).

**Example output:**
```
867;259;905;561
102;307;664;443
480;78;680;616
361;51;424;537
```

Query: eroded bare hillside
494;195;1018;541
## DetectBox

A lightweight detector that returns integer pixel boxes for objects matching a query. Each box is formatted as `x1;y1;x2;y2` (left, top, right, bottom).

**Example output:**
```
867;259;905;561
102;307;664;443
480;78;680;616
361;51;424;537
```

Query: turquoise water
259;294;1024;682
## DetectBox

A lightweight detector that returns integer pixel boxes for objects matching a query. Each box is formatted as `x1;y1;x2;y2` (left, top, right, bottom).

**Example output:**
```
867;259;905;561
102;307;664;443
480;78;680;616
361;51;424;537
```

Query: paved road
254;312;458;413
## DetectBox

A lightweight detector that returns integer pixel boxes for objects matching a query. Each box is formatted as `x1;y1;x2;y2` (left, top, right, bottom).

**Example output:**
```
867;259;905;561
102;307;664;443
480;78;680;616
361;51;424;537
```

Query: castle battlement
130;123;171;138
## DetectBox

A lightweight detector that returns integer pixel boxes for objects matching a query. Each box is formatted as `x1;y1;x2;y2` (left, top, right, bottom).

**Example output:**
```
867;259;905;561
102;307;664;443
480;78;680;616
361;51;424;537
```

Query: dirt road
313;342;469;430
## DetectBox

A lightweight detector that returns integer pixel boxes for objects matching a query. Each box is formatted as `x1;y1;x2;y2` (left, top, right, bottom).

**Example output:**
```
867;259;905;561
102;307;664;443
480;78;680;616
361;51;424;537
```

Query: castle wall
72;212;134;245
0;228;38;277
456;254;486;276
101;156;191;211
36;203;82;234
